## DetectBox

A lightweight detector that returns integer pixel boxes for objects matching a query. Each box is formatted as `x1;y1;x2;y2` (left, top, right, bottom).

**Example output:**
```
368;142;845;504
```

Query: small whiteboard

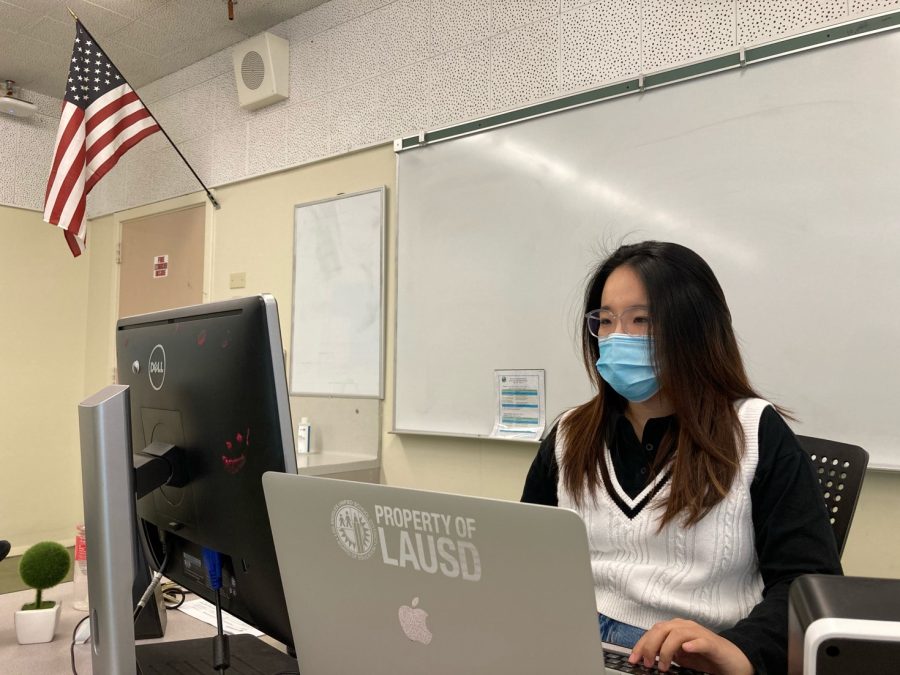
290;188;385;398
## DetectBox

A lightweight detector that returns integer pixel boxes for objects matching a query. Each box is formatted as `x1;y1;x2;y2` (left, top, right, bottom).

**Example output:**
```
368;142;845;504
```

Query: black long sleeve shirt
521;406;843;675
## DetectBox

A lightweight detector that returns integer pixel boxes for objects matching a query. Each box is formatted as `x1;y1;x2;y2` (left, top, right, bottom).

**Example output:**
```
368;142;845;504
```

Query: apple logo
398;597;432;645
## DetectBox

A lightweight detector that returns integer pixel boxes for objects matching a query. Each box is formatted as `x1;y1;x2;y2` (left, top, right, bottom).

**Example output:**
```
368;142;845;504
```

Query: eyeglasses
585;307;651;337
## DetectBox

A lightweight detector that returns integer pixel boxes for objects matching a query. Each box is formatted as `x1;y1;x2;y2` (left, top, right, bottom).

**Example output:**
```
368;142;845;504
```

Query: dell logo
148;344;166;391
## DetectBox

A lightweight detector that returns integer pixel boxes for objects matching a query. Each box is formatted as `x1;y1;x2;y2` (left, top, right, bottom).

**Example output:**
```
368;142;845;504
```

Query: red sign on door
153;254;169;279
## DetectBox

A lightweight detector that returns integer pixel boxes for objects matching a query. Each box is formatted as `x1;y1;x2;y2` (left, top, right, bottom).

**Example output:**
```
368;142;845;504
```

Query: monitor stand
135;634;298;673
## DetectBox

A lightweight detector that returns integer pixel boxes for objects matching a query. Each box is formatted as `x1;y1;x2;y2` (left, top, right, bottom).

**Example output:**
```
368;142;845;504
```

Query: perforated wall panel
561;0;640;93
377;60;429;140
286;98;331;165
491;15;560;109
328;77;379;154
329;15;377;89
431;0;492;55
851;0;900;15
491;0;559;35
376;0;431;73
12;0;900;218
738;0;848;45
642;0;736;71
427;39;491;127
13;113;54;210
292;32;332;102
210;122;248;187
248;108;288;175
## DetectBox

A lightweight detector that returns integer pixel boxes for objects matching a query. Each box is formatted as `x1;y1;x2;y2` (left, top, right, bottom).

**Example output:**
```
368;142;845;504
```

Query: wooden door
118;204;205;318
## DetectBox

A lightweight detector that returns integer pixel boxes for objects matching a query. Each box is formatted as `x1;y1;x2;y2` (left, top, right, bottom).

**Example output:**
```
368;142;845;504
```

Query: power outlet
229;272;246;289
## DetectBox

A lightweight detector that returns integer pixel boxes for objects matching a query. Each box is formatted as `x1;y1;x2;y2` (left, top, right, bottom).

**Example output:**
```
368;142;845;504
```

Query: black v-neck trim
606;469;672;520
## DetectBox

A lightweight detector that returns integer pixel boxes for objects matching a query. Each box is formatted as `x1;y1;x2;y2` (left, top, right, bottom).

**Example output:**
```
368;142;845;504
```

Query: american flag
43;20;160;257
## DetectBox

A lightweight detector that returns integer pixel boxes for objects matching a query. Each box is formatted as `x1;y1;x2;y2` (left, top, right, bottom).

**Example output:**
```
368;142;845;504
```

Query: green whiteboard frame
396;10;900;152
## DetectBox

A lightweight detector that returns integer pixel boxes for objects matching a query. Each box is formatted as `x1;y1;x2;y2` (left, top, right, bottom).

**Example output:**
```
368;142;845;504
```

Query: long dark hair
561;241;766;528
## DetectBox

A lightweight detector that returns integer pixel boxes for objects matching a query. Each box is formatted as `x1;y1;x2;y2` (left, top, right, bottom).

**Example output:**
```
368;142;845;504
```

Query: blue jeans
599;614;646;649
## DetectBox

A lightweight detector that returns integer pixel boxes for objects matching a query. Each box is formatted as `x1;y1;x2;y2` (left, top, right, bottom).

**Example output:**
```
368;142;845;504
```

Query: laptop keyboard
603;651;707;674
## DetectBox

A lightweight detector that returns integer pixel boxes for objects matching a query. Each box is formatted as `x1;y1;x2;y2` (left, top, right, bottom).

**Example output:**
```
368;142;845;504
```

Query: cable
202;547;230;673
134;537;170;622
161;581;188;610
70;615;90;675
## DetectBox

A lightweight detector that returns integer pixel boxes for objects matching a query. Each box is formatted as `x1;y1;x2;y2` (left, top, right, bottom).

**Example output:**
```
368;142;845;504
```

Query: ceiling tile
83;0;169;21
182;24;250;60
178;0;277;28
42;0;135;36
102;40;160;88
23;16;77;47
0;0;42;32
277;1;337;43
2;35;71;96
1;0;59;12
111;3;220;57
19;38;78;97
0;28;27;82
0;0;328;98
30;72;69;102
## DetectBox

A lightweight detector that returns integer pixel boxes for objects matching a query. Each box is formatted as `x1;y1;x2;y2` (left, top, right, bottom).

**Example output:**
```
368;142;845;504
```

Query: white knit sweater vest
556;398;768;631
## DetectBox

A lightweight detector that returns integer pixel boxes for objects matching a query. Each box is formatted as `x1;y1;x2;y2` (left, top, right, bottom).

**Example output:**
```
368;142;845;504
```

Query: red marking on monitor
222;454;246;474
222;427;252;474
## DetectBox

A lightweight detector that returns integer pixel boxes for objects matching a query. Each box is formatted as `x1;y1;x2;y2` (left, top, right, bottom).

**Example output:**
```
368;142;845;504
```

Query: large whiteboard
395;31;900;470
291;188;385;398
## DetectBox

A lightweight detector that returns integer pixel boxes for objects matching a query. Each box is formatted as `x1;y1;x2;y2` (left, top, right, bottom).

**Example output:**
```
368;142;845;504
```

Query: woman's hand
629;618;753;675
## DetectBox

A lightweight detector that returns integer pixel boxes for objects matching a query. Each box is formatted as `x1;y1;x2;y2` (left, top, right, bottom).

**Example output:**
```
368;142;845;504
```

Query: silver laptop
262;472;646;675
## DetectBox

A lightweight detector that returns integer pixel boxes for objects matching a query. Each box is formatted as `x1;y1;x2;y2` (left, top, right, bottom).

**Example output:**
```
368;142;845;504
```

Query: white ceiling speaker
232;32;289;111
0;80;36;119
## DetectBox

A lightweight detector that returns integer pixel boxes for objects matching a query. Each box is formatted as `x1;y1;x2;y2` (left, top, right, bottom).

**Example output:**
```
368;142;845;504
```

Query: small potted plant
14;541;71;644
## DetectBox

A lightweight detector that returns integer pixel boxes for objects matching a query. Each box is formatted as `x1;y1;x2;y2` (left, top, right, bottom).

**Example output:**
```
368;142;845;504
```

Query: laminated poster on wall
490;369;545;441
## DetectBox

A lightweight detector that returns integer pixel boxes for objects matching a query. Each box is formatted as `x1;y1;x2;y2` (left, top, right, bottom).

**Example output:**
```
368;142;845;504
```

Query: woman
522;241;841;675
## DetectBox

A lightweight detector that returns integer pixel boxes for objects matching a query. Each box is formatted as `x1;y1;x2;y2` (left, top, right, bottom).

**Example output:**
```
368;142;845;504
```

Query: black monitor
115;295;297;650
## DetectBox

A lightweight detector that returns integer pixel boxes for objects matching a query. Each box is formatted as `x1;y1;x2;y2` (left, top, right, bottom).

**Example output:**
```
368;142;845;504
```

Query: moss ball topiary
19;541;71;592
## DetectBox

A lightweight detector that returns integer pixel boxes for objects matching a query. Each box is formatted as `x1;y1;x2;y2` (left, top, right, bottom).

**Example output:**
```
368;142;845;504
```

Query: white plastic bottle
296;417;311;456
73;523;89;611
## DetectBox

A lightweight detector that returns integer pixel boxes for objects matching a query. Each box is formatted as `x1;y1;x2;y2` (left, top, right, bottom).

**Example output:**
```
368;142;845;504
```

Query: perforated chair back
796;435;869;557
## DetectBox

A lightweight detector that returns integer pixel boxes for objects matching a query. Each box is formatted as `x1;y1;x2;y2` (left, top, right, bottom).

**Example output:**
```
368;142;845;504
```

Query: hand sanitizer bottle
73;524;89;611
296;417;311;455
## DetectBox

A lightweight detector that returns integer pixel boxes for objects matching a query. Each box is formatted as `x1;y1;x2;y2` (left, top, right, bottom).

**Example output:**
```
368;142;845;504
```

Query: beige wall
82;213;118;399
9;143;898;578
0;205;90;554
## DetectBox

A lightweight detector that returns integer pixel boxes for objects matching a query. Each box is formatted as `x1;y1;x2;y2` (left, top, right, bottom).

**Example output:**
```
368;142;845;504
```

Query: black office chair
796;435;869;557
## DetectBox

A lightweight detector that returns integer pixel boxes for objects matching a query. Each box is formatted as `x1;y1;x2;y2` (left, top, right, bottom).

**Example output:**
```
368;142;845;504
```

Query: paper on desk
177;598;264;637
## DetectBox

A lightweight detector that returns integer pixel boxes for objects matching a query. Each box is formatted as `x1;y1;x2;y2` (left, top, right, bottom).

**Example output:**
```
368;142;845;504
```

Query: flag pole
67;11;221;210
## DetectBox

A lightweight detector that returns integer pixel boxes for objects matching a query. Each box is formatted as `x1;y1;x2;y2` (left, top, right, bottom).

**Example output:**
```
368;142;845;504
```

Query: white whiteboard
395;31;900;470
291;188;385;398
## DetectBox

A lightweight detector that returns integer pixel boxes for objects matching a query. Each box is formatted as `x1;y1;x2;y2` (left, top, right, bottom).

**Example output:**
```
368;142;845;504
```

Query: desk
0;582;290;674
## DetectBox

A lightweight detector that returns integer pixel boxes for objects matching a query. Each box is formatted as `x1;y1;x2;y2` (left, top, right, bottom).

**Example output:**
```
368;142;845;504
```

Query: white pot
14;602;61;644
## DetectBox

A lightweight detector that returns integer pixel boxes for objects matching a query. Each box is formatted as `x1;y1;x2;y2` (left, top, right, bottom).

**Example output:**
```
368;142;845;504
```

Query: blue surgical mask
595;333;660;402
